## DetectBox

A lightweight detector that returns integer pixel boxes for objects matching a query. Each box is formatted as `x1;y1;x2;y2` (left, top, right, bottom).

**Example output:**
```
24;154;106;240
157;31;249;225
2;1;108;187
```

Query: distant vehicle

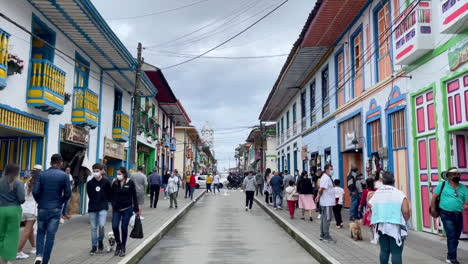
196;175;207;189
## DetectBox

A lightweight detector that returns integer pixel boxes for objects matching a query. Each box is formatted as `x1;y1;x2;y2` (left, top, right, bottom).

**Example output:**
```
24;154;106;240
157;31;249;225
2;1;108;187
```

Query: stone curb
254;197;341;264
118;190;207;264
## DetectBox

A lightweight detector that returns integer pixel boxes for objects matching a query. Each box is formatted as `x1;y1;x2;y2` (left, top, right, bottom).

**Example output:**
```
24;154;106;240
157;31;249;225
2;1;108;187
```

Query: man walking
33;154;71;264
173;169;183;198
185;171;193;198
130;166;148;219
213;172;221;194
347;167;360;221
431;167;468;264
255;170;264;196
316;164;336;243
148;167;162;208
86;163;111;255
270;172;284;210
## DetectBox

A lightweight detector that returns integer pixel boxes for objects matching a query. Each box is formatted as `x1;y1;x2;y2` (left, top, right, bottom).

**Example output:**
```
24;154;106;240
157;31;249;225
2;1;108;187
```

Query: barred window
390;110;406;148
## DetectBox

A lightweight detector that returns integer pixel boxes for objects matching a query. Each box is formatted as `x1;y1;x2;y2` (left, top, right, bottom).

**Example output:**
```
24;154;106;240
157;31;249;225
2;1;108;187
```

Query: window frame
350;25;364;99
373;0;392;83
310;80;316;124
321;66;330;117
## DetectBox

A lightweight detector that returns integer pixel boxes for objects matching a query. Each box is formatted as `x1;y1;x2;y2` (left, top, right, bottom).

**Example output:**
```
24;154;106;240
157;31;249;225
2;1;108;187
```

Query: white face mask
93;172;101;179
116;174;124;181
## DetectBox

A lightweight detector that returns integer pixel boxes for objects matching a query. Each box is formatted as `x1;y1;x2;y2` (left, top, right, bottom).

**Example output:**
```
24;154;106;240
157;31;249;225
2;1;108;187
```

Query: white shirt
334;186;344;205
319;174;335;206
21;184;37;216
213;175;220;184
167;176;179;194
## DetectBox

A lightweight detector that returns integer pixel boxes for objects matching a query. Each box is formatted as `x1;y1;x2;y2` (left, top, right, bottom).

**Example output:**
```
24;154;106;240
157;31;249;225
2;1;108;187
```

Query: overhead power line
105;0;212;20
161;0;289;70
146;50;288;59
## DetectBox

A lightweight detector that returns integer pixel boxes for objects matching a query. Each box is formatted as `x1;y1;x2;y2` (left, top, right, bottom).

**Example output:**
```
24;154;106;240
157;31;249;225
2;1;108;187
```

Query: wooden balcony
72;87;98;128
112;110;130;142
27;59;66;114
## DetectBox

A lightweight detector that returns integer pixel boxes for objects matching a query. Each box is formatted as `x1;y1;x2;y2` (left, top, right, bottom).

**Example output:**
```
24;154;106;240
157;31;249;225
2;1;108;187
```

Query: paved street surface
13;189;200;264
139;190;317;264
256;196;468;264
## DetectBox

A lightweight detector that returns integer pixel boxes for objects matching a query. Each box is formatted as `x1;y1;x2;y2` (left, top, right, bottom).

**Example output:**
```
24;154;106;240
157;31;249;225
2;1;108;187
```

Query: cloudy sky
92;0;314;171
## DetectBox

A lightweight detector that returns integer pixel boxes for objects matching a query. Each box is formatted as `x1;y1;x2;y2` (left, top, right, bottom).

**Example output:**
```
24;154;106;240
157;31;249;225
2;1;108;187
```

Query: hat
442;167;459;180
33;164;43;170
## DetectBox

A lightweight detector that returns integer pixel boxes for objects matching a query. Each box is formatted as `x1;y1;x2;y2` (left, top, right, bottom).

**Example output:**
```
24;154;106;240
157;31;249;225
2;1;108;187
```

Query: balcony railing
281;133;285;144
292;122;297;135
393;1;433;65
440;0;468;34
112;110;130;142
72;87;98;128
301;118;307;132
170;137;177;151
27;59;66;115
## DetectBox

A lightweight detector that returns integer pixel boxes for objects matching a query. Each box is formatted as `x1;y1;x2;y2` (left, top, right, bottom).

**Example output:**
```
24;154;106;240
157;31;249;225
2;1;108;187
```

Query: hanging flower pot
64;93;71;105
7;53;24;76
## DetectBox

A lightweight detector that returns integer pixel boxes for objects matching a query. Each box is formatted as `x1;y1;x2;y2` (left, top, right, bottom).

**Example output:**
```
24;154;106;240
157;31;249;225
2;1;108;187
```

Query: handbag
130;215;144;239
430;181;446;218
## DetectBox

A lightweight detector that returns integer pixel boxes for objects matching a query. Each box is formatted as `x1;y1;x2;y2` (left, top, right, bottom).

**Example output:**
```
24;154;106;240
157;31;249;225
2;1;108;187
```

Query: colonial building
174;126;202;174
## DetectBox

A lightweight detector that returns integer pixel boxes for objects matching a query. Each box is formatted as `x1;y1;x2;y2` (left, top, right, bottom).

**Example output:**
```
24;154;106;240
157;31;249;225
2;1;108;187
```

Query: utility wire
146;50;288;59
105;0;212;20
162;0;289;70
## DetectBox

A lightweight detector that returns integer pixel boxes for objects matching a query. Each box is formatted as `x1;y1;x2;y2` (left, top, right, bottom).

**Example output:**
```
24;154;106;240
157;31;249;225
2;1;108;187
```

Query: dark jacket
86;177;111;212
347;172;357;193
270;175;283;193
148;172;162;186
297;177;314;195
163;174;170;185
33;168;71;209
110;179;139;212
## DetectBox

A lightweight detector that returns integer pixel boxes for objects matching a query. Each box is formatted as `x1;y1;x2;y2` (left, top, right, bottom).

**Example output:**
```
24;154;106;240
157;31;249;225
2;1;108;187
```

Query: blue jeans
162;183;168;198
89;210;107;248
62;199;69;216
273;191;283;208
190;187;195;200
440;209;464;261
112;207;133;248
350;192;361;220
36;208;61;264
379;234;404;264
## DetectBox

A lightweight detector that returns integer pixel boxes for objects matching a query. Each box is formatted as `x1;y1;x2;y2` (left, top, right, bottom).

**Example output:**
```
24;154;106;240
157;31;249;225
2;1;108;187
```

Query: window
336;50;345;107
31;16;56;62
391;110;406;148
74;54;89;89
351;30;364;97
292;103;297;123
286;111;290;128
310;81;316;124
337;53;344;88
281;117;284;134
375;2;391;81
369;119;382;153
300;91;306;119
114;89;122;111
322;67;330;116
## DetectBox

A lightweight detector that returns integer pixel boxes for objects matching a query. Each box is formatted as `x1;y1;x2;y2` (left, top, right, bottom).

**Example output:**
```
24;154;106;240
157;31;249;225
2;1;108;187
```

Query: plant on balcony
7;53;24;76
144;131;153;138
145;102;152;112
151;134;158;141
64;92;71;105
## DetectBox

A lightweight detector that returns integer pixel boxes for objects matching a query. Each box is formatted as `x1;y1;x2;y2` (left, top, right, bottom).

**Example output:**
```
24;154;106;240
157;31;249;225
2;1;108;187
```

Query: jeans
440;209;464;261
185;183;191;198
333;204;343;226
213;183;220;193
349;192;360;220
255;184;264;196
62;199;69;216
150;184;160;208
206;183;212;193
36;208;61;264
112;207;133;248
320;206;333;239
245;191;255;209
190;187;195;200
162;183;168;198
169;192;178;208
89;210;107;248
272;191;283;208
379;234;404;264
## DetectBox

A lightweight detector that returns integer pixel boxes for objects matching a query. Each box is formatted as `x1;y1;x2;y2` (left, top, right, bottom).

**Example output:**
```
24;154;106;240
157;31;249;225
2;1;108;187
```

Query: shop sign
64;124;89;145
104;137;125;160
138;144;151;154
449;38;468;71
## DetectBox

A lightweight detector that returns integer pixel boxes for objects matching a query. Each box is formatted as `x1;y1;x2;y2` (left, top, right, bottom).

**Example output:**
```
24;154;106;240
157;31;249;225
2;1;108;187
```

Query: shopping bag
129;215;136;228
130;216;144;239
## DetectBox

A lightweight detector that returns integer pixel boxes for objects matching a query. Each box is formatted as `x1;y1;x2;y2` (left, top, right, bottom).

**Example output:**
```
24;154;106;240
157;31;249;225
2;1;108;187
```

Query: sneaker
114;245;121;256
17;252;30;259
140;216;145;220
30;248;37;254
35;256;43;264
59;218;65;224
370;239;378;245
192;199;196;202
119;248;126;257
98;241;104;253
274;207;278;210
169;206;173;209
323;237;336;243
89;247;97;256
336;225;342;229
317;214;321;219
245;207;248;211
446;260;460;264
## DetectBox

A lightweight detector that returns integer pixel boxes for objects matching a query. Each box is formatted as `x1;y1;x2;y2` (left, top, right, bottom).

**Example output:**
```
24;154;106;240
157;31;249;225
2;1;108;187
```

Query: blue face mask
330;170;335;177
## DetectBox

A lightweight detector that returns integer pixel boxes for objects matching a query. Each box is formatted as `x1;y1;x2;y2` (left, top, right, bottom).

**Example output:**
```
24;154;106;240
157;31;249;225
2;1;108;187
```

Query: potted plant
64;92;71;105
7;53;24;76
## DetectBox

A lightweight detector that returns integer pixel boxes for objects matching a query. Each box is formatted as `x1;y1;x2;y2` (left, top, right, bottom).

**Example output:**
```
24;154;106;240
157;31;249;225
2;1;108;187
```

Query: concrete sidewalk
13;189;204;264
255;196;468;264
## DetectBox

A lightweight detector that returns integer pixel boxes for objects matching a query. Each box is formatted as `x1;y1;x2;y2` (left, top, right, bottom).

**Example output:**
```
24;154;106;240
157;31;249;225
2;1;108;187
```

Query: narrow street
139;190;316;264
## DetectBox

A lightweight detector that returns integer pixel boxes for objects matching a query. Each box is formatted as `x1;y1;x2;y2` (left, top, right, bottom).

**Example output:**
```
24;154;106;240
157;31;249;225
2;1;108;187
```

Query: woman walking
264;169;272;204
167;173;179;209
189;173;196;201
360;178;377;244
297;171;316;221
17;167;40;259
243;171;256;211
285;181;299;219
110;167;139;257
0;164;25;264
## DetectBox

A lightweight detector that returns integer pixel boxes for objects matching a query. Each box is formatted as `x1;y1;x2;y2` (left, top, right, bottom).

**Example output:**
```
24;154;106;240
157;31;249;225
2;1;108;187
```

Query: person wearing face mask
110;167;139;257
315;164;336;243
430;167;468;264
86;163;111;255
347;167;360;221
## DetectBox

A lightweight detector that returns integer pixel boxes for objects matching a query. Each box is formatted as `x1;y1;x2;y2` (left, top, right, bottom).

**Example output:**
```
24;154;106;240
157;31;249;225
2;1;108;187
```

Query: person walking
285;180;299;219
282;170;293;192
270;171;284;210
184;171;192;198
86;163;111;255
374;169;384;189
430;167;468;264
173;170;183;198
130;166;148;219
110;167;139;257
167;173;179;209
162;169;170;199
17;165;41;259
315;164;336;243
213;172;221;194
189;173;197;201
297;171;315;221
148;167;162;209
255;170;264;196
243;171;256;211
333;179;344;229
61;167;74;222
347;167;360;221
206;174;213;193
264;169;272;205
360;178;376;244
369;171;411;264
0;164;25;264
33;154;71;264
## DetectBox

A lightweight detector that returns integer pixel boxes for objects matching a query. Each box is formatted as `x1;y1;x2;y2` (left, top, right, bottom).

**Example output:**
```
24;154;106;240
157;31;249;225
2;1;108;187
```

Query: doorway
342;151;363;208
